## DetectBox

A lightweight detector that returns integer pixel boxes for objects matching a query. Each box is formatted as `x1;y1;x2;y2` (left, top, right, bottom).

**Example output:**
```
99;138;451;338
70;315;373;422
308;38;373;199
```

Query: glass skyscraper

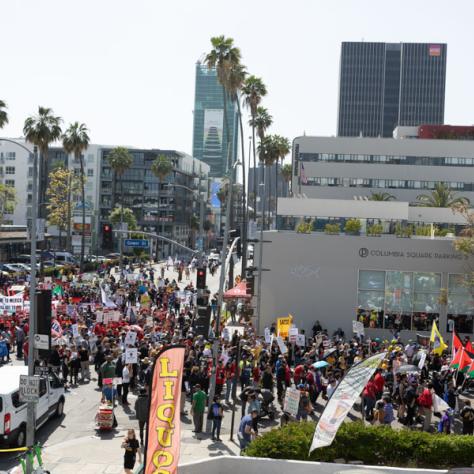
337;42;447;138
192;62;239;178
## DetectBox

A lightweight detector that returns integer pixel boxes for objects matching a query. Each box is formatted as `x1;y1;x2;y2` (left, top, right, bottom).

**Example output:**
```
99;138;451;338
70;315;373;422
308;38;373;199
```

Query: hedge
244;421;474;469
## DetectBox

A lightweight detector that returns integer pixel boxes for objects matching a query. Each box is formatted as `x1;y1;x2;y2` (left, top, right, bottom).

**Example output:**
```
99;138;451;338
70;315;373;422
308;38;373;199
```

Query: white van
51;252;77;265
0;366;65;447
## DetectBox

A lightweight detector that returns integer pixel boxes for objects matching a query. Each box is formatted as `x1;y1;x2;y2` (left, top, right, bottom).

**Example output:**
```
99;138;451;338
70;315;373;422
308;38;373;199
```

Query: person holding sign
122;363;132;405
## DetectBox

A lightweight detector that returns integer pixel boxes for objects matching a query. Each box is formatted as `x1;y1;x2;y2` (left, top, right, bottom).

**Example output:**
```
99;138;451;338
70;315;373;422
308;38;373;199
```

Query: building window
6;152;15;160
447;274;474;334
87;169;94;177
28;167;33;178
5;166;15;175
87;154;94;163
5;179;14;187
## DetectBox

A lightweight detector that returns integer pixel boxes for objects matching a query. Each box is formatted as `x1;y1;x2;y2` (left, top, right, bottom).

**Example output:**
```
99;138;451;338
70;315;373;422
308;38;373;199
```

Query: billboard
210;181;221;209
203;109;223;151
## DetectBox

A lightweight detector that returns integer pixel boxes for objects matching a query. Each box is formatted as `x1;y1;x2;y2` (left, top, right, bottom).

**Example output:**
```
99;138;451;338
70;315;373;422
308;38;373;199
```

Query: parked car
0;366;65;447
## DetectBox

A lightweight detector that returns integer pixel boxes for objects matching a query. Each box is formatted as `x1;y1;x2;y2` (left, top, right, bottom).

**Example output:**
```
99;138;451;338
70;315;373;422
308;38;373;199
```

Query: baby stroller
258;389;277;420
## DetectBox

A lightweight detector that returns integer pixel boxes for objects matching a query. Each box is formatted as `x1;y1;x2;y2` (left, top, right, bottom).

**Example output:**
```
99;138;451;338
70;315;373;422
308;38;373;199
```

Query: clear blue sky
1;0;473;156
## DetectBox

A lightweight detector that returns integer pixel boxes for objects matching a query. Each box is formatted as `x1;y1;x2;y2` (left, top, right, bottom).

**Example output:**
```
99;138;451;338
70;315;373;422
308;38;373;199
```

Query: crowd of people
1;259;474;471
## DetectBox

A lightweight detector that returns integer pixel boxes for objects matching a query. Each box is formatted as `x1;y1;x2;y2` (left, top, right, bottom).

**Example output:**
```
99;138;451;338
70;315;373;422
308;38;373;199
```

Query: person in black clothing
134;390;149;446
122;429;141;473
461;400;474;435
115;355;124;399
94;346;105;388
261;365;274;394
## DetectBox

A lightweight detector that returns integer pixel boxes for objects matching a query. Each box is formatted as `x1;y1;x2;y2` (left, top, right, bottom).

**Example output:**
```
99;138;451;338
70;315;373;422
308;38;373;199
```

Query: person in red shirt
373;369;385;400
417;383;433;432
216;360;226;396
362;379;377;420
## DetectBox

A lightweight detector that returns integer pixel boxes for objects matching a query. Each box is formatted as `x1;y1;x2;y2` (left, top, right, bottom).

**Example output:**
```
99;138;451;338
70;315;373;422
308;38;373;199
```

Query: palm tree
416;182;470;207
205;35;241;172
0;100;8;129
62;122;90;270
106;147;133;261
258;135;280;229
281;164;293;196
151;155;173;260
242;76;267;214
23;107;62;221
273;135;291;222
370;192;396;201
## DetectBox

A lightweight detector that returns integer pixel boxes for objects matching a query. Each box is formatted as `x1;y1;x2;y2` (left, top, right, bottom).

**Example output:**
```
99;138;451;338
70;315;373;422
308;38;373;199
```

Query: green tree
23;107;63;220
62;122;90;270
0;100;8;129
370;192;396;201
452;202;474;292
46;167;80;249
281;164;293;195
109;206;137;231
416;182;470;207
0;183;15;224
242;76;267;213
151;154;173;259
273;135;291;221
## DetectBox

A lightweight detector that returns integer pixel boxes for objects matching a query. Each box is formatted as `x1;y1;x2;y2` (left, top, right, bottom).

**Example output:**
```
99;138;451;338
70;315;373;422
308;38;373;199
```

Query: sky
1;0;474;160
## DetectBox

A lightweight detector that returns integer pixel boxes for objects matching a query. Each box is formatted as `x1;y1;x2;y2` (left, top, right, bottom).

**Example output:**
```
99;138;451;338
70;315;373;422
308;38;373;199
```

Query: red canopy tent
223;281;251;299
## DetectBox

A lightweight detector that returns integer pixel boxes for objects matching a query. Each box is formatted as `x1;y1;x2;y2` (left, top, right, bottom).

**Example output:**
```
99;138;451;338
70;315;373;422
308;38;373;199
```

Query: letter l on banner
144;346;185;474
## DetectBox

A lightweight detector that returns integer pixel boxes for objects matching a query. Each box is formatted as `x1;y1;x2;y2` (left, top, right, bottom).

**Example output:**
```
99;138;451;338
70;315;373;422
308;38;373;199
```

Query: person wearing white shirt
122;364;131;405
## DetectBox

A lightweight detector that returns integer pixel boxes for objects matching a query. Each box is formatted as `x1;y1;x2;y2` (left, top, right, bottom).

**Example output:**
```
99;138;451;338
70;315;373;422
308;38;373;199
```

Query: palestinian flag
467;359;474;378
465;339;474;357
452;331;463;357
450;347;472;372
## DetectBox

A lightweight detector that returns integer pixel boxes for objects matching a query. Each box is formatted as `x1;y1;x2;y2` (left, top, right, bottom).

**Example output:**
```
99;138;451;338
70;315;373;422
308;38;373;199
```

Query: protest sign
276;336;288;354
264;327;271;344
71;324;79;338
418;351;427;370
283;387;301;417
296;334;306;347
125;331;137;346
125;348;138;364
0;295;24;313
277;315;293;338
309;352;386;452
96;311;103;323
352;320;365;336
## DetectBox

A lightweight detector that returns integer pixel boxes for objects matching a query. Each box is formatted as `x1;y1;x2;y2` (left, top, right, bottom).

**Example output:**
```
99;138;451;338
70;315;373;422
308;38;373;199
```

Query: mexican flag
52;284;64;297
450;347;472;372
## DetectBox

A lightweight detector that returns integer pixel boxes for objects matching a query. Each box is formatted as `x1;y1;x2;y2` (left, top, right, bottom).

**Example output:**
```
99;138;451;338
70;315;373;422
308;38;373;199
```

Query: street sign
196;237;203;251
34;366;50;377
34;334;49;350
124;239;149;248
19;375;40;403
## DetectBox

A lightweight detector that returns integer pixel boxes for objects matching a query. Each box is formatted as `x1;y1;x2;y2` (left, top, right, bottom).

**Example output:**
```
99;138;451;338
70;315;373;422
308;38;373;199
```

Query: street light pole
256;182;265;334
0;140;38;473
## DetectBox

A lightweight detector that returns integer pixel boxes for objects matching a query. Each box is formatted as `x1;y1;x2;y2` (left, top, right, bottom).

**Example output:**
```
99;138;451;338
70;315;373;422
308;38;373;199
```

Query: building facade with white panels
293;136;474;204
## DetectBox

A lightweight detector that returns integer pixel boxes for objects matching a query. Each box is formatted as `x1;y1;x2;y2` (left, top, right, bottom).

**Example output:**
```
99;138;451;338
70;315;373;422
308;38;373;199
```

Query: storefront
258;231;474;340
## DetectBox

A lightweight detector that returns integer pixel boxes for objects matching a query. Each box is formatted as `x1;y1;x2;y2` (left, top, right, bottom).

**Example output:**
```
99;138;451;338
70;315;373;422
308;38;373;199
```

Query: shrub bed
244;421;474;469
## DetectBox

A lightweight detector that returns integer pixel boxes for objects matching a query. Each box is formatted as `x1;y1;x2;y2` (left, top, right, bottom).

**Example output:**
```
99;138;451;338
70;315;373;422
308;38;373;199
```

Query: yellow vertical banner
277;314;293;338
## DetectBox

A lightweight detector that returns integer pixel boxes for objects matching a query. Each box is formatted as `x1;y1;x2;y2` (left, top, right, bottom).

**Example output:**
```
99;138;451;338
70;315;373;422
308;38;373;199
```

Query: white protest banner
264;328;271;344
283;387;301;417
96;311;103;323
289;327;299;344
124;331;137;346
71;324;79;338
222;327;230;342
110;311;121;322
433;393;450;413
0;295;24;313
103;313;110;324
296;334;306;347
352;320;365;336
125;348;138;364
309;352;386;452
146;316;153;326
276;336;288;355
226;325;245;337
418;351;427;370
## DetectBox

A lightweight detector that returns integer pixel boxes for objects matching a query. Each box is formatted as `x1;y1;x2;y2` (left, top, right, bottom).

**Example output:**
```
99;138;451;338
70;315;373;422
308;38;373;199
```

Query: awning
223;281;251;300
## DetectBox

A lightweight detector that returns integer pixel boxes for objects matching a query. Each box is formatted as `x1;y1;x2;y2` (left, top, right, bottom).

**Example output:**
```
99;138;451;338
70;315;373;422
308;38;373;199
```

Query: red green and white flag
450;347;472;372
452;331;463;357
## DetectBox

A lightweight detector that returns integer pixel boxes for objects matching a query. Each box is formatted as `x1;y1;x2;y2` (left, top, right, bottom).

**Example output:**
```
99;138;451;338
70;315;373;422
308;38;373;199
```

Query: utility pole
26;146;38;474
256;181;265;333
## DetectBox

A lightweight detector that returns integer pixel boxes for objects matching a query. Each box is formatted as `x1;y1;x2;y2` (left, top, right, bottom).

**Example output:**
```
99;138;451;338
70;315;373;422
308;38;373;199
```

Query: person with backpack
460;400;474;435
210;396;224;441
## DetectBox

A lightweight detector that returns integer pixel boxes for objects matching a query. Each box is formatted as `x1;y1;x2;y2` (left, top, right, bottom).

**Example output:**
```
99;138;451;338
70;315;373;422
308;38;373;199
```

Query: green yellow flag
430;320;447;355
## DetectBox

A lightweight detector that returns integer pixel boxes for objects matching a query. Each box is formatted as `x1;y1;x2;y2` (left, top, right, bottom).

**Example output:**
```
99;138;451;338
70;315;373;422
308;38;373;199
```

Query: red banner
144;346;185;474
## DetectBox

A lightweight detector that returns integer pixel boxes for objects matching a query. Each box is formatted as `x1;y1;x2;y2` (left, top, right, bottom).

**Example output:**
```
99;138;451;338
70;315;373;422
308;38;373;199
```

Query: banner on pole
309;352;386;452
144;346;185;474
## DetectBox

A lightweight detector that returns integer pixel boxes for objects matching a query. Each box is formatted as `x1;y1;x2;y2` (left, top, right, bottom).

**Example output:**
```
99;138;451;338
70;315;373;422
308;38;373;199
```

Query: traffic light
194;306;211;337
196;267;206;289
102;223;113;249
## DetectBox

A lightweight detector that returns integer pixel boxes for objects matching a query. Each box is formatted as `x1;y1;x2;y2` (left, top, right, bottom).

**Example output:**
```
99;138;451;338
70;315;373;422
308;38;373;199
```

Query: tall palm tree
205;35;241;172
106;147;133;261
62;122;90;270
23;107;62;221
370;192;396;201
273;135;291;223
416;182;470;207
242;76;267;214
258;135;280;229
151;154;173;261
0;100;8;129
281;164;293;195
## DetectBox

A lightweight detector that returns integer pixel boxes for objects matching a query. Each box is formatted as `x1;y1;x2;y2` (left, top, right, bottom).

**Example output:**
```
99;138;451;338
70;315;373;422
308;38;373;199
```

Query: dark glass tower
337;42;447;137
192;62;238;177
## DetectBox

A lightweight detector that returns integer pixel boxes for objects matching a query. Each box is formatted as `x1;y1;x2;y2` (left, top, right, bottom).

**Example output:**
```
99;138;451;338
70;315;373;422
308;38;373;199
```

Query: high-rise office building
337;42;447;138
192;62;239;177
